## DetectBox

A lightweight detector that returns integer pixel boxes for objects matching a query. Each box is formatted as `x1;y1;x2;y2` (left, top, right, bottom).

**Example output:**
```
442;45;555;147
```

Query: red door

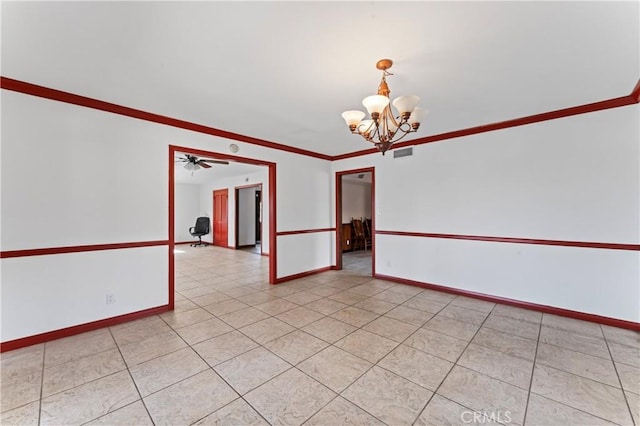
213;189;228;247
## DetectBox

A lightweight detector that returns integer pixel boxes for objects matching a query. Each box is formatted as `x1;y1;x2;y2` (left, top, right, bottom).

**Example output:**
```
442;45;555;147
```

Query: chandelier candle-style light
341;59;428;155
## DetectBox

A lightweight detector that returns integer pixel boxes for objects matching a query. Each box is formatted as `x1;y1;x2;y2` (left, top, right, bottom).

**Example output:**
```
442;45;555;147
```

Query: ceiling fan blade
198;162;212;169
200;159;230;165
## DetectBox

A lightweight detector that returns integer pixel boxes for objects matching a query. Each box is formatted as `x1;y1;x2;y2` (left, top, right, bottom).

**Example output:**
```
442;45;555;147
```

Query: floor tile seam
78;399;146;426
534;362;632;398
536;338;613;361
215;309;272;329
172;316;236;336
241;366;339;426
467;338;537;363
415;304;497;422
330;314;381;330
372;362;446;395
323;339;383;368
527;392;628;426
372;310;430;327
447;301;496;315
541;313;606;338
159;310;220;332
481;323;539;342
166;329;245;405
436;310;490;327
42;342;122;372
601;326;638;425
521;317;542;425
448;354;534;392
533;351;621;388
40;360;131;400
422;393;504;426
602;334;640;353
36;341;45;426
484;311;541;325
102;327;152;425
331;364;390;425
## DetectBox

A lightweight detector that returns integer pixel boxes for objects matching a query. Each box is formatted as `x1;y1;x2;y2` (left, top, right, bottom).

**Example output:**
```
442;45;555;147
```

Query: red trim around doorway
335;167;376;273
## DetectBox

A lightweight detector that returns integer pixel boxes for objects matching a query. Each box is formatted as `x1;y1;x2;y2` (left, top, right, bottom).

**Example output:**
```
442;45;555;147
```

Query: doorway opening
169;145;277;309
336;167;375;276
234;183;263;255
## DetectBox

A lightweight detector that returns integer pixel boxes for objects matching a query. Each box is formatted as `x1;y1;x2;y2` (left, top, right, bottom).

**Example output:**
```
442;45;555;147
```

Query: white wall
332;104;640;322
174;183;203;243
1;90;333;343
342;180;372;224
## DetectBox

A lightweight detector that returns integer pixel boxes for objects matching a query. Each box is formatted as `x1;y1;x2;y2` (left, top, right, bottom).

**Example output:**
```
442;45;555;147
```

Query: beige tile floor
1;245;639;425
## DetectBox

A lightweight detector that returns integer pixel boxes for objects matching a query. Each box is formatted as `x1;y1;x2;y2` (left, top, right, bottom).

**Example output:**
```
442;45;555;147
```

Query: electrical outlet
106;293;116;305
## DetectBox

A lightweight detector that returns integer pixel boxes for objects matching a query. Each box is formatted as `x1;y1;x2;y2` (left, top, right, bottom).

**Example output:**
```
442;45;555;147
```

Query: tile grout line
106;327;157;426
37;342;46;426
601;324;637;426
521;313;543;425
412;300;500;425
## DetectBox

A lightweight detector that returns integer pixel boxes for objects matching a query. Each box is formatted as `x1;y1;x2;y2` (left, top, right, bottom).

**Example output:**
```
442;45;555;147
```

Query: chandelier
341;59;428;155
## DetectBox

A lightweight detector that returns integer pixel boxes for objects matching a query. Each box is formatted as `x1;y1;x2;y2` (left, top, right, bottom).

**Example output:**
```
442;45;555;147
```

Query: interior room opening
337;169;374;276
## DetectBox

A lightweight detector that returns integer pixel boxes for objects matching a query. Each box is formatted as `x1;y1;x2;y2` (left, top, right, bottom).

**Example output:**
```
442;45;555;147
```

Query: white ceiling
2;2;638;158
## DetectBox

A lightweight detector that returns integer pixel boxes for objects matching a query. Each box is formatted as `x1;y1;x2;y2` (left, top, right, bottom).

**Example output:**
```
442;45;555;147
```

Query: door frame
234;183;263;254
213;188;229;247
169;145;277;310
335;167;375;274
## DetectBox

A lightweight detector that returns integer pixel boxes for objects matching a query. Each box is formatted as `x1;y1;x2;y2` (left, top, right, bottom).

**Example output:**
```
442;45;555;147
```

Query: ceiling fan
175;154;229;171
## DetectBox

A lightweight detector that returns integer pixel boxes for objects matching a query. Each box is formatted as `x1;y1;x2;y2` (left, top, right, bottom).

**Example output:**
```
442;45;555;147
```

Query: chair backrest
193;217;210;233
352;218;364;238
363;218;372;239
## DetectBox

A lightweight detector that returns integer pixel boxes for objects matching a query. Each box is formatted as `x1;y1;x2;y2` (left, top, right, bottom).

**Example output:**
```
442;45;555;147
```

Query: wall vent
393;147;413;158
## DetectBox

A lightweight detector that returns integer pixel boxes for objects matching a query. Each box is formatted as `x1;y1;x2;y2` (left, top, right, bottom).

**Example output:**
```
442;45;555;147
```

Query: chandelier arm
386;126;416;145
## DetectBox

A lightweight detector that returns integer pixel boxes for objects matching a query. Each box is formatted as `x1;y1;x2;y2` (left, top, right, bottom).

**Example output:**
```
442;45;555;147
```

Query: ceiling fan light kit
341;59;428;155
176;154;229;174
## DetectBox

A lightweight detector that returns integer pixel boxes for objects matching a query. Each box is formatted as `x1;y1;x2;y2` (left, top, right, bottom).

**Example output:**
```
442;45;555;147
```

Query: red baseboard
275;266;332;284
0;305;170;353
376;274;640;331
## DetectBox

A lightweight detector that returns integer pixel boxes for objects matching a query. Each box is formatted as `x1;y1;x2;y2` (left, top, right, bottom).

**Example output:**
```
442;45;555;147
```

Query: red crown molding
375;230;639;251
3;76;638;162
0;77;332;161
376;273;640;331
276;228;335;236
1;305;170;352
333;87;640;161
0;240;169;259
